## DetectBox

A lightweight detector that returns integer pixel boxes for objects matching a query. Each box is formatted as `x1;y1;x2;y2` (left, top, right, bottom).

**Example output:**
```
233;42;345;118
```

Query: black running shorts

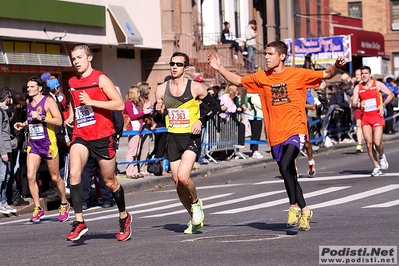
71;136;116;160
165;133;201;162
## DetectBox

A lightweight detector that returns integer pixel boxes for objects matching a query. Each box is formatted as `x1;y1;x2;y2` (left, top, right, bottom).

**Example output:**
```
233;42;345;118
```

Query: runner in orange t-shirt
208;40;346;231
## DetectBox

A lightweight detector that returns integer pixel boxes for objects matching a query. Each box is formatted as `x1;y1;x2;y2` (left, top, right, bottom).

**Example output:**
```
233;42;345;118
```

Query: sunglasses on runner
169;62;185;67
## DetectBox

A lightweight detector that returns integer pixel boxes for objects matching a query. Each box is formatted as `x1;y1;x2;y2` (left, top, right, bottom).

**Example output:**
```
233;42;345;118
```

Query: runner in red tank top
352;66;394;177
64;43;131;242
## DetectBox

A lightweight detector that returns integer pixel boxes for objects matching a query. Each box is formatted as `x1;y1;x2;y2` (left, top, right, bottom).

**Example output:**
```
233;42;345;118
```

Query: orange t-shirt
241;67;323;146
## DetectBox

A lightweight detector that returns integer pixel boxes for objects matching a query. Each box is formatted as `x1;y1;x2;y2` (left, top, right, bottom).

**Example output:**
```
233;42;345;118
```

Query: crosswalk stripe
85;193;234;222
140;190;286;219
310;184;399;210
160;183;252;193
0;199;179;225
255;173;399;185
362;199;399;208
212;186;350;214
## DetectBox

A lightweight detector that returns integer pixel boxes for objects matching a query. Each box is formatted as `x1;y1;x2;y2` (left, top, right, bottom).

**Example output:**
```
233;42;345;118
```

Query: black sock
112;185;126;213
70;183;83;214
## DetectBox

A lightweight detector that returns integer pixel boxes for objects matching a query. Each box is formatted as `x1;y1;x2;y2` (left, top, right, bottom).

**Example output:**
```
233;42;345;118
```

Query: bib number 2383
75;105;96;128
168;108;190;128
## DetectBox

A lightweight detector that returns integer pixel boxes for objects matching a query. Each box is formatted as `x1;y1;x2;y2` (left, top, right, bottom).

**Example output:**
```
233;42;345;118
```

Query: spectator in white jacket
247;93;264;158
245;20;258;72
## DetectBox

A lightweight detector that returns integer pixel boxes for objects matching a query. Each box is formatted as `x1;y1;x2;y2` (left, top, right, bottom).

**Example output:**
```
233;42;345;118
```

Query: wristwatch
40;115;46;122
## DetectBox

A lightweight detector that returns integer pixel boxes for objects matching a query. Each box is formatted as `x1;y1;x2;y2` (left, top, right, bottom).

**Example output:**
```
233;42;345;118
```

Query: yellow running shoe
356;144;363;153
299;209;313;231
184;220;204;234
287;208;301;227
191;199;204;225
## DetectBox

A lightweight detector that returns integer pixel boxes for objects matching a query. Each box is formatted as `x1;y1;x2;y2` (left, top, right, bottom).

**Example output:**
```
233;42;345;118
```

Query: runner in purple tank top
14;76;70;223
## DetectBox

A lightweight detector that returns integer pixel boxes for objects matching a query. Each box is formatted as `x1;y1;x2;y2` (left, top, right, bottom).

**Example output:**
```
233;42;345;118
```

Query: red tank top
68;69;115;140
358;80;383;116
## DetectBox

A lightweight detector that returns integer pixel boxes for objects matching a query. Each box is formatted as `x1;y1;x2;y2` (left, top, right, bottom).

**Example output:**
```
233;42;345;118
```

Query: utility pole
291;0;295;67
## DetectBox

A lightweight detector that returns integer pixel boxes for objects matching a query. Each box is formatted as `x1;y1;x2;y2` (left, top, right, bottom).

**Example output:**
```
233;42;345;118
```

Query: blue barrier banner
122;127;167;137
117;157;164;165
284;35;352;67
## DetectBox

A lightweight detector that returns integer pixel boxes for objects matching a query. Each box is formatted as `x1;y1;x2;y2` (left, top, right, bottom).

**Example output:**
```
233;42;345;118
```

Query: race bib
364;98;377;112
28;124;45;140
168;108;190;128
75;105;96;128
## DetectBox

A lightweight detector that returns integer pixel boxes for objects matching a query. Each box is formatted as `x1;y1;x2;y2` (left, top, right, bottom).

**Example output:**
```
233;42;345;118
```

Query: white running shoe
371;166;382;177
191;199;204;225
3;203;16;213
252;152;264;159
0;204;10;215
379;154;389;170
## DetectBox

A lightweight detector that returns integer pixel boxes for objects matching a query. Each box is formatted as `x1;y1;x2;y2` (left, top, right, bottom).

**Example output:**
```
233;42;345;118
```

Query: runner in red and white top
352;66;394;177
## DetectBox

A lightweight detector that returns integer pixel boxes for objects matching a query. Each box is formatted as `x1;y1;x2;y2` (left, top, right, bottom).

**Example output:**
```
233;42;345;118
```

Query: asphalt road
1;139;399;266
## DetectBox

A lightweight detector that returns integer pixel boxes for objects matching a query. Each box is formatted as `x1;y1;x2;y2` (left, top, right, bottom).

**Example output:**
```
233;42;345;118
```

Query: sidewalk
3;133;399;219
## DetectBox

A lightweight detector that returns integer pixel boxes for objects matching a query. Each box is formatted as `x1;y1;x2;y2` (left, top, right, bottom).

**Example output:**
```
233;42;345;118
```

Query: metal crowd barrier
204;112;245;163
118;107;399;166
119;112;245;165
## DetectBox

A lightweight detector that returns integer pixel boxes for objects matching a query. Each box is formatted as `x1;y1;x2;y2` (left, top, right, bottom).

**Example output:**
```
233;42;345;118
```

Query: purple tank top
26;96;54;151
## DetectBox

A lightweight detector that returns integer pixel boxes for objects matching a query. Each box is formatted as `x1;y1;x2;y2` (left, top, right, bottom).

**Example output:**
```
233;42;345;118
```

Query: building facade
2;0;395;99
0;0;161;98
331;0;399;76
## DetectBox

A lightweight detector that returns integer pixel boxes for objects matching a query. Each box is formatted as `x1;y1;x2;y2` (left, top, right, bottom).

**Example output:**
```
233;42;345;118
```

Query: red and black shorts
71;135;116;160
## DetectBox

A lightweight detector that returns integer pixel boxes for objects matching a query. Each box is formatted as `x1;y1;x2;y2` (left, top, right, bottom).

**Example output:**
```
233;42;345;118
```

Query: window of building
348;2;362;19
117;48;135;59
391;0;399;30
393;53;399;77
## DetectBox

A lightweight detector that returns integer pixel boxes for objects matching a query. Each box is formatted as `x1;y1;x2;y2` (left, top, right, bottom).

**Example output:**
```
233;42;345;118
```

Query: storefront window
36;43;46;53
14;42;30;52
1;40;61;53
3;41;14;51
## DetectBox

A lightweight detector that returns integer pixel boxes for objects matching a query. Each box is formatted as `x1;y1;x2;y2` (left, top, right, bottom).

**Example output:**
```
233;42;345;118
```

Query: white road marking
212;187;350;214
362;199;399;208
255;173;399;185
85;193;233;222
140;190;286;219
310;184;399;209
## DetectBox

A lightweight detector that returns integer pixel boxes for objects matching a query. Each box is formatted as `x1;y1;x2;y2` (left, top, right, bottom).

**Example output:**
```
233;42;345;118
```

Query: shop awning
107;5;143;46
333;27;385;57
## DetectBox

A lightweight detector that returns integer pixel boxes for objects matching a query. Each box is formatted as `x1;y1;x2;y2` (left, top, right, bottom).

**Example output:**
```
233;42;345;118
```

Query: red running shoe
66;221;88;241
116;212;132;241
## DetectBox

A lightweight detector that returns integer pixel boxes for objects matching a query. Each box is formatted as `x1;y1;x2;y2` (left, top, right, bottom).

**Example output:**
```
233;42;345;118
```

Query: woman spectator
137;82;154;175
124;86;152;179
219;84;246;149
